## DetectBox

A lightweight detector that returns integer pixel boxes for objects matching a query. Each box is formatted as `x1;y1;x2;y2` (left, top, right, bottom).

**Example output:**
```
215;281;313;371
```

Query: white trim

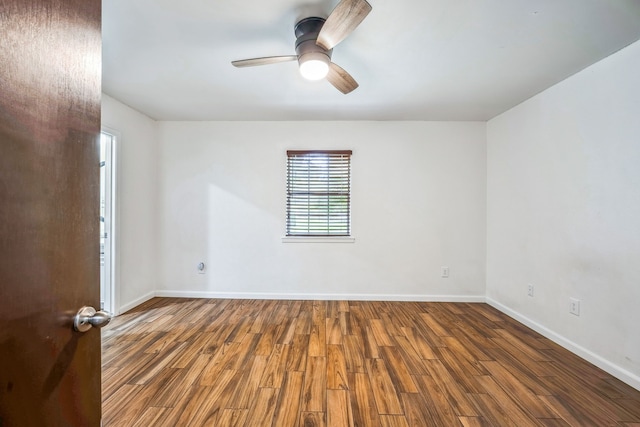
100;126;120;315
155;290;485;302
281;236;355;243
118;291;156;314
486;297;640;391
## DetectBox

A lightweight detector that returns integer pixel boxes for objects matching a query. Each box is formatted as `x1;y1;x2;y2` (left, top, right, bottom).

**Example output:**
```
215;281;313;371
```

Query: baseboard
118;291;156;314
486;297;640;391
154;289;486;303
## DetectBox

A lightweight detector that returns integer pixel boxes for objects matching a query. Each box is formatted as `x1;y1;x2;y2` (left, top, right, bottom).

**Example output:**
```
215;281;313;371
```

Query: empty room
2;0;639;425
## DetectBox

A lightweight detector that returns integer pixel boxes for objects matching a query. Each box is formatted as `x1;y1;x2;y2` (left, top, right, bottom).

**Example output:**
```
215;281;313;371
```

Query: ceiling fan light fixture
299;52;330;80
231;0;372;93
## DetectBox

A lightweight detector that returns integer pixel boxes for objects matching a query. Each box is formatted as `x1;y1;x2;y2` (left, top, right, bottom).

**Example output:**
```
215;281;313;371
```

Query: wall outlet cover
569;297;580;316
197;262;206;274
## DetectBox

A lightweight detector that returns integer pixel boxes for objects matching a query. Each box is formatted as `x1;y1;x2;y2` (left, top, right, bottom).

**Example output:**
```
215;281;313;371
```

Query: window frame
283;150;354;242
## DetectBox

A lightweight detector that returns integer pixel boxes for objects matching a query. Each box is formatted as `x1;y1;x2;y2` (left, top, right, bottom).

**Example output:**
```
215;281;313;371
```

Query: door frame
101;126;120;315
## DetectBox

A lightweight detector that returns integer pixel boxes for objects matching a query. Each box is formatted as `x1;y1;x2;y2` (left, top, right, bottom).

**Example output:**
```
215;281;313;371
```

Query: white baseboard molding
486;297;640;391
118;291;156;314
155;289;486;303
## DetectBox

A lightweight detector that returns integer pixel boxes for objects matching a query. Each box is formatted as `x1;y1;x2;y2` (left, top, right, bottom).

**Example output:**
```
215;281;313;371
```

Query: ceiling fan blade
327;62;358;94
316;0;372;51
231;55;297;68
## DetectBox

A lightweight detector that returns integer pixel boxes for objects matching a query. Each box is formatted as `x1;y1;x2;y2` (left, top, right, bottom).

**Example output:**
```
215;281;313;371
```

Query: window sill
281;236;355;243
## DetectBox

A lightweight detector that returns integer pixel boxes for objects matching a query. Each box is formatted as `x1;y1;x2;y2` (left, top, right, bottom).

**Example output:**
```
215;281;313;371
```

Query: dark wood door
0;0;102;425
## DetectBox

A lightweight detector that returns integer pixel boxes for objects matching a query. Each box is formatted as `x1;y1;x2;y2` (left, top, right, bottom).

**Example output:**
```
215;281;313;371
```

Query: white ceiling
102;0;640;121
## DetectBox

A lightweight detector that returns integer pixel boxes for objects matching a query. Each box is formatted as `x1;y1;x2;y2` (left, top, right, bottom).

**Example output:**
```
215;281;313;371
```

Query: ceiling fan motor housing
295;17;332;65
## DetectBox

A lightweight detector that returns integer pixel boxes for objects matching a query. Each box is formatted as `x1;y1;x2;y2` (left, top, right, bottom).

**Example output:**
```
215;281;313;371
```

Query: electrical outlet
569;298;580;316
527;284;534;297
441;266;449;278
197;262;206;274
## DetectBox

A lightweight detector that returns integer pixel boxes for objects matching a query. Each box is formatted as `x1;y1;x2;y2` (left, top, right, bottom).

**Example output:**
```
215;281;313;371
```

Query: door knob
74;306;112;332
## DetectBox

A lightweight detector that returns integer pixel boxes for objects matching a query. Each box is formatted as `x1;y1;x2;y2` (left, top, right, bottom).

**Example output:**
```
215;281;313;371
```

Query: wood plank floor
101;298;640;426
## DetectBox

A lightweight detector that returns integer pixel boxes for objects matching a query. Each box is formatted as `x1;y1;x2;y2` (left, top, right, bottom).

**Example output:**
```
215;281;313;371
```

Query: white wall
157;121;487;300
101;94;158;313
487;40;640;388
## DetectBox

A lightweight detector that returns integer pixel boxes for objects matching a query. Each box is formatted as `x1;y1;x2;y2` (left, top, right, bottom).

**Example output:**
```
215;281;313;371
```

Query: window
286;150;352;237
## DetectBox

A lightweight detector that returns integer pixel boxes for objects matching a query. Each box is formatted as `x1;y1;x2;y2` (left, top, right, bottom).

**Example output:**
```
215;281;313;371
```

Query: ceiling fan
231;0;372;94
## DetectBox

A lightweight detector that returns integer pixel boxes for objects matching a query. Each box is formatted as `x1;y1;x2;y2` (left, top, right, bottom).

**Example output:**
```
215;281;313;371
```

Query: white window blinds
286;150;352;236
